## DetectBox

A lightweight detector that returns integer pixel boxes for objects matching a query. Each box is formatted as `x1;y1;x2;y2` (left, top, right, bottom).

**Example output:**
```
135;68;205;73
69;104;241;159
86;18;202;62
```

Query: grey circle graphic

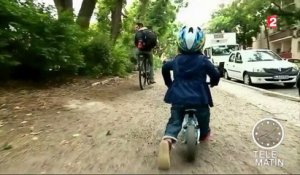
252;118;284;149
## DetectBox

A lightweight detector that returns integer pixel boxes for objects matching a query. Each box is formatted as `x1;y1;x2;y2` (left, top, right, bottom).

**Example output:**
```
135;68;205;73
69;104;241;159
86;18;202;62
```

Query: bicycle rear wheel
138;59;147;90
186;124;197;161
145;58;151;85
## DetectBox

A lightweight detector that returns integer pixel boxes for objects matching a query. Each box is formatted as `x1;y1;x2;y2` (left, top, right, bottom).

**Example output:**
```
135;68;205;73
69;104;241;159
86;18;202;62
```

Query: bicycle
138;53;151;90
181;81;211;161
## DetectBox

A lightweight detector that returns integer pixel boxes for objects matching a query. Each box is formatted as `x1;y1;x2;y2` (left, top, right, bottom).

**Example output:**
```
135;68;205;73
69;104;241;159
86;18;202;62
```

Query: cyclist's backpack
137;29;157;50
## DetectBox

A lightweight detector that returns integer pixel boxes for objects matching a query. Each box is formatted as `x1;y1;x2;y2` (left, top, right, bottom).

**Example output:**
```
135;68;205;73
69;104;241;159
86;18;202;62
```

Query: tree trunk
264;23;270;49
53;0;73;18
111;0;124;43
76;0;97;29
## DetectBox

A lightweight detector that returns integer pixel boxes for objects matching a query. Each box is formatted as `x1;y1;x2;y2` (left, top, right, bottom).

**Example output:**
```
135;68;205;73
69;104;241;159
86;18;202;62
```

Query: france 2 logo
267;15;277;29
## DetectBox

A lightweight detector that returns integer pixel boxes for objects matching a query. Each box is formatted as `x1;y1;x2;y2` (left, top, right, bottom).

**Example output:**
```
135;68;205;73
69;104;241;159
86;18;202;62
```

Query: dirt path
0;72;299;174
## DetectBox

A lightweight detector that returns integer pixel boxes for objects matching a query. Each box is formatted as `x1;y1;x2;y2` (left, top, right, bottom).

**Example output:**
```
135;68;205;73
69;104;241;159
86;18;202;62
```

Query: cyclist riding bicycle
134;22;157;84
158;25;221;170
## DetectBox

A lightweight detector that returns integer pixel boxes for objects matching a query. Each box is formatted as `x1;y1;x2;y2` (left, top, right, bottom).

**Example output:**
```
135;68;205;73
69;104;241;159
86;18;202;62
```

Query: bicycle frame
138;54;151;90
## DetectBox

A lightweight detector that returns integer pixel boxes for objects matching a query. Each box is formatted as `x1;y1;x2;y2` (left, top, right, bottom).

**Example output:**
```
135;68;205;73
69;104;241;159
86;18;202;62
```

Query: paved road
260;84;299;97
218;79;300;123
226;79;299;97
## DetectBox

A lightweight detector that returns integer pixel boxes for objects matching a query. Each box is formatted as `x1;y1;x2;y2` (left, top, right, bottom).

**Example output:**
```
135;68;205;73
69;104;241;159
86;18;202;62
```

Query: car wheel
243;73;252;85
283;83;296;88
224;70;231;80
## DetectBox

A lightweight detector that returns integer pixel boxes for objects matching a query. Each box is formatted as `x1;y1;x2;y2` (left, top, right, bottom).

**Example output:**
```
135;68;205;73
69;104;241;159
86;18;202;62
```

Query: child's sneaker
158;140;171;170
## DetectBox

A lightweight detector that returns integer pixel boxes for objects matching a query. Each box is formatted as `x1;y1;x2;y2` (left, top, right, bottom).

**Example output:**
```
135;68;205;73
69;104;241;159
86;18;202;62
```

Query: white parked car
224;49;299;88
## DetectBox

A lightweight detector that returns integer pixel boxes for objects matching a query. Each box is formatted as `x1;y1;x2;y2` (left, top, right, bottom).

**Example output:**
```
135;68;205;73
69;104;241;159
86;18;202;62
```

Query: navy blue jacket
162;54;220;107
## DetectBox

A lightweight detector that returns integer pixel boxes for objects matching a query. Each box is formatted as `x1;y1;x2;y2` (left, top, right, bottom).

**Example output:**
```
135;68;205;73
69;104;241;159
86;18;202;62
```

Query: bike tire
186;124;197;161
145;59;151;85
138;59;147;90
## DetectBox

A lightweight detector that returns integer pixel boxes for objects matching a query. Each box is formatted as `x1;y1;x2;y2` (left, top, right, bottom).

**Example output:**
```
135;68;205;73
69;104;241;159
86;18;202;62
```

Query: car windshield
289;59;300;63
244;51;282;62
212;45;237;56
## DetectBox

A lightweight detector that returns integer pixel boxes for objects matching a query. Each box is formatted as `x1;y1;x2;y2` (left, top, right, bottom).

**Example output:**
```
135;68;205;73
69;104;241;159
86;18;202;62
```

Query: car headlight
292;66;299;71
253;68;265;72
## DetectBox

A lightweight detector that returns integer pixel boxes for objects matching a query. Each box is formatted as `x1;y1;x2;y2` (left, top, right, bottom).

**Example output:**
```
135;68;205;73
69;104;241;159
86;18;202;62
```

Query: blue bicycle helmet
177;26;205;53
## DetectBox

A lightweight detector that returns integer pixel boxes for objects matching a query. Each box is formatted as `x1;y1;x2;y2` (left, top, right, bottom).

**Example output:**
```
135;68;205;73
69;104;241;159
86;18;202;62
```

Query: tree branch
121;12;128;18
271;1;282;10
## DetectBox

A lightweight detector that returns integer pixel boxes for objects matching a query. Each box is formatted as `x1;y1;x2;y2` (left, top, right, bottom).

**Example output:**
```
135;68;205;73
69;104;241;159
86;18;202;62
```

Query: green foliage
81;33;112;76
81;33;132;77
153;55;162;70
125;0;180;59
0;0;86;80
96;0;112;34
0;0;186;81
268;0;300;27
208;0;266;48
111;41;133;76
208;0;299;48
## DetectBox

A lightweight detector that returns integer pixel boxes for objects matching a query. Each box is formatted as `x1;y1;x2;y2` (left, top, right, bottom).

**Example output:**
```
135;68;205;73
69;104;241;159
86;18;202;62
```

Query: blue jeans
163;105;210;142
